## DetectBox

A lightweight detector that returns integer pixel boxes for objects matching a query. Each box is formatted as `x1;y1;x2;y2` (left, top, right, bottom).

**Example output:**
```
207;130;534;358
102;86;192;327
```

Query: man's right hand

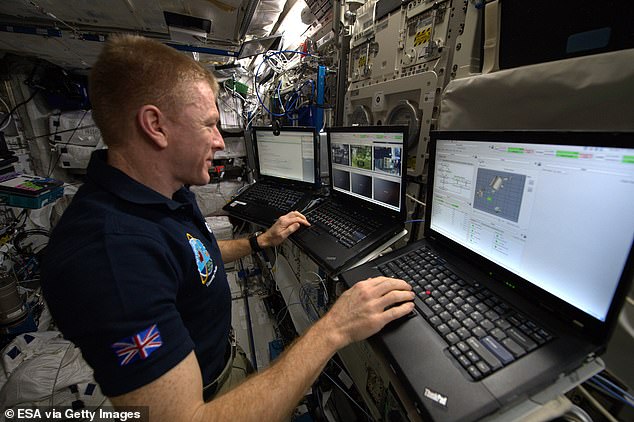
318;277;415;350
111;277;414;422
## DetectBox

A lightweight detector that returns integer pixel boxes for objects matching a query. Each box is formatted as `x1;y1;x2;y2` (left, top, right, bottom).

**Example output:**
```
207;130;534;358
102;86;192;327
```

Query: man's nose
213;128;225;150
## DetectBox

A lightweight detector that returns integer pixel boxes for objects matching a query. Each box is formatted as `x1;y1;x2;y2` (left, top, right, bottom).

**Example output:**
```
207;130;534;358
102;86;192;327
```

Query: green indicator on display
487;196;492;202
556;151;579;158
623;156;634;164
507;147;524;153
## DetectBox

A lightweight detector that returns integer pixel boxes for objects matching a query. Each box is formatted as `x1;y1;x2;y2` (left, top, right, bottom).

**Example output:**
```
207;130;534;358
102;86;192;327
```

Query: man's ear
136;105;168;149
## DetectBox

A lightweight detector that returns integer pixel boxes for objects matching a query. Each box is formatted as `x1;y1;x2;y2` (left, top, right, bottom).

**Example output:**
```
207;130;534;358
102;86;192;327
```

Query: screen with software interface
256;129;316;184
330;130;405;212
430;137;634;322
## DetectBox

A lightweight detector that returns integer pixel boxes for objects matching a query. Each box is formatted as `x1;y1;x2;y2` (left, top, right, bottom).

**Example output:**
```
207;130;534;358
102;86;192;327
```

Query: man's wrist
311;315;348;352
249;231;263;252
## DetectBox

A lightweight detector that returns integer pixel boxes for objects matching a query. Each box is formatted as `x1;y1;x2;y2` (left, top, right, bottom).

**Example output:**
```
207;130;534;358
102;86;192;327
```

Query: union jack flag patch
111;324;162;366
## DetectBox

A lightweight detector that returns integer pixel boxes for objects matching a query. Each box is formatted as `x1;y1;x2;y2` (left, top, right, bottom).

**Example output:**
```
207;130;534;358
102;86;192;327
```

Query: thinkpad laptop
291;126;408;274
223;126;320;227
341;131;634;421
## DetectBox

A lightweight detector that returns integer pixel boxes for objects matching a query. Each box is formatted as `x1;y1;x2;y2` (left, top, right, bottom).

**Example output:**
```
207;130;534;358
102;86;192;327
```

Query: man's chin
188;174;211;187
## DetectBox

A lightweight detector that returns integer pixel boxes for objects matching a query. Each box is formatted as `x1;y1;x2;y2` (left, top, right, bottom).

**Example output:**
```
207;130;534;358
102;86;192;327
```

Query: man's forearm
217;238;252;263
109;278;413;422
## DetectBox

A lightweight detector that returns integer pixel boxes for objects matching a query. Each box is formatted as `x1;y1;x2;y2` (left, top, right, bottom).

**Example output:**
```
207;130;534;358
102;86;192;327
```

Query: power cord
321;371;375;421
47;108;89;176
0;89;40;130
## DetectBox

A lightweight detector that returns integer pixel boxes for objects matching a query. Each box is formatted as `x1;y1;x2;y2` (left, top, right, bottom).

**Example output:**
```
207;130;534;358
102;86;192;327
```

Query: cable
298;283;318;321
238;257;258;369
49;342;74;409
593;373;634;402
47;109;89;176
0;89;40;130
406;193;425;207
587;375;634;407
281;79;314;119
14;228;50;255
306;271;329;305
254;50;312;118
322;372;375;421
585;378;634;409
577;385;619;422
222;80;247;102
23;124;98;143
0;97;12;131
405;219;425;224
275;301;302;329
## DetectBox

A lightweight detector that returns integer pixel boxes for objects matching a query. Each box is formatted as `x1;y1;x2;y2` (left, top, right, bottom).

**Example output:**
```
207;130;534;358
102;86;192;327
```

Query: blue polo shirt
41;150;231;397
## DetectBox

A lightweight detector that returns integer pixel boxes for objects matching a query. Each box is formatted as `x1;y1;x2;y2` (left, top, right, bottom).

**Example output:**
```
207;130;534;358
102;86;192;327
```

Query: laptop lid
327;126;408;219
426;131;634;344
252;126;320;188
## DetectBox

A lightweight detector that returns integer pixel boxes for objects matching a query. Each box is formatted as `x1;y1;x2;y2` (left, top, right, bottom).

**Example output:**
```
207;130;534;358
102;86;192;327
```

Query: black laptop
223;126;320;227
291;126;408;274
341;131;634;421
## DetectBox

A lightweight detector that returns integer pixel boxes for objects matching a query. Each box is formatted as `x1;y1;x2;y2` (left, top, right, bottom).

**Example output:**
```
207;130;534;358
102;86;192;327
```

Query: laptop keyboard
307;202;381;248
378;245;554;381
242;184;304;213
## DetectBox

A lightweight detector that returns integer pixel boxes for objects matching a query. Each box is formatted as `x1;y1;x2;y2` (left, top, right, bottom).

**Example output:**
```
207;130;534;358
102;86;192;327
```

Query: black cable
49;342;74;410
47;109;89;176
322;371;375;421
14;228;50;255
22;124;98;143
237;257;258;369
0;89;40;130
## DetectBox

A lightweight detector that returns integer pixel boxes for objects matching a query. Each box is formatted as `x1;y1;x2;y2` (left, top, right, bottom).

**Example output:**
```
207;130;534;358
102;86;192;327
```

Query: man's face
167;81;225;186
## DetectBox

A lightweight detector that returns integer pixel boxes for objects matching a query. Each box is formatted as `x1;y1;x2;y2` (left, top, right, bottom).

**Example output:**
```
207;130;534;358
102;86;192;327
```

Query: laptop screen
328;127;407;212
254;127;317;184
429;132;634;322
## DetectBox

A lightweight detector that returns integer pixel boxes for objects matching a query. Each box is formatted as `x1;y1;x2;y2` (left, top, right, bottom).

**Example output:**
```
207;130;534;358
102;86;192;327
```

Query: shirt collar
86;150;194;211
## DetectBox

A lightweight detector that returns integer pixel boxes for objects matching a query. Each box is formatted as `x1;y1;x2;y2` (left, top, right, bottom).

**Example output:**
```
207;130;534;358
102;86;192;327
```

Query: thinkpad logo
424;388;448;407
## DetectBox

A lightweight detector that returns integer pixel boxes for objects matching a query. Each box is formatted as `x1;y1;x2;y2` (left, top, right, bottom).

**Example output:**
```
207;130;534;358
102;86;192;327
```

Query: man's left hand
258;211;310;248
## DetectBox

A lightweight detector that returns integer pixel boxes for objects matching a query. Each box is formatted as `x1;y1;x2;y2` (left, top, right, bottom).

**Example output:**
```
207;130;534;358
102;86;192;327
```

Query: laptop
223;126;320;227
291;126;408;274
340;131;634;421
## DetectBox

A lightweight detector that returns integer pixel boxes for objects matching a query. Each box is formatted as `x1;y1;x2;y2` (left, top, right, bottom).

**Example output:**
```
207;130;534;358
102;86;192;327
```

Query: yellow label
358;56;367;67
414;27;431;47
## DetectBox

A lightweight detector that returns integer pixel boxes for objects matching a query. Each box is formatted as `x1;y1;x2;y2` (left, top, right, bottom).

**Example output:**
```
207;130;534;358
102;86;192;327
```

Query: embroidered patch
187;233;217;285
111;324;162;366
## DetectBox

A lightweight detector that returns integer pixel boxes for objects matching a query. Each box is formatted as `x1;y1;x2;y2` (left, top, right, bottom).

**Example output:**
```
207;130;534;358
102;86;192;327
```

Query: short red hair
89;34;219;146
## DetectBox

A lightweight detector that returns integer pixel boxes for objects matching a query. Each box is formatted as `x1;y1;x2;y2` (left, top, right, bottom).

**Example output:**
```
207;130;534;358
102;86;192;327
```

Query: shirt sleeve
44;230;194;397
